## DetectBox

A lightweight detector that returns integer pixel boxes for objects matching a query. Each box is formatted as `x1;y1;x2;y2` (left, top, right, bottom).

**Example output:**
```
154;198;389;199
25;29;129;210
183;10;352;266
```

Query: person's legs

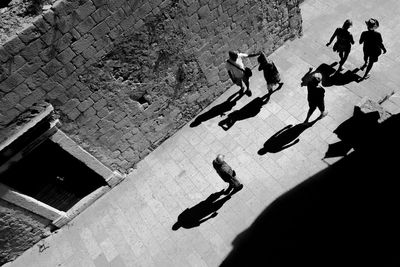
317;101;328;118
267;83;273;93
361;54;368;70
339;49;350;70
363;58;375;79
304;104;316;123
243;76;251;96
224;182;234;195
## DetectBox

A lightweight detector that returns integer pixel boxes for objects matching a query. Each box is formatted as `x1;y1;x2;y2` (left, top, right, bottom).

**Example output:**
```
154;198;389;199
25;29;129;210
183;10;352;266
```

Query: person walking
304;72;327;124
212;154;243;195
359;18;387;80
226;51;259;97
326;19;354;72
257;52;283;94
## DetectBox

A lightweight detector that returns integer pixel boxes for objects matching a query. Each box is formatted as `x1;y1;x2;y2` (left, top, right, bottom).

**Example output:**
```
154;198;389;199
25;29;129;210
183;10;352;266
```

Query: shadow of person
172;189;231;230
301;63;361;87
301;63;337;87
218;87;282;131
324;106;380;159
327;68;362;86
258;121;316;155
190;90;245;127
220;112;400;267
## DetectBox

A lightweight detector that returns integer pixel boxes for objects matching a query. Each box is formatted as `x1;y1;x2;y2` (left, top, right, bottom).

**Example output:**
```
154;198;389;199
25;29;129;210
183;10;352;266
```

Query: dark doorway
0;139;107;212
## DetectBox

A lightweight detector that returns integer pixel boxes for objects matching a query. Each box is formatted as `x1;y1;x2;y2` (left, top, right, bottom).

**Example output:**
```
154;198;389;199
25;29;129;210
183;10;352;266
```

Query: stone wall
0;0;302;174
0;199;50;265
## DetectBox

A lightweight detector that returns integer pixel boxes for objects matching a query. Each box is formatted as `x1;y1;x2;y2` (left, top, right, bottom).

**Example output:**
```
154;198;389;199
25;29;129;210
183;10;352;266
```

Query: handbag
227;60;252;77
244;67;252;77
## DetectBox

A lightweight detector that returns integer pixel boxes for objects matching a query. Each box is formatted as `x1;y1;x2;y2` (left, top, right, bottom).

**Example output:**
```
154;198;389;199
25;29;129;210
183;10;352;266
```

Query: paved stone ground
6;0;400;266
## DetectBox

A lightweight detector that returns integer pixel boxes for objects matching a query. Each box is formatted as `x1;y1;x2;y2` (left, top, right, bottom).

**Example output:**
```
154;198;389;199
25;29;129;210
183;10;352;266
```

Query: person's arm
359;32;365;44
350;34;355;45
238;52;261;58
379;34;387;53
326;29;338;46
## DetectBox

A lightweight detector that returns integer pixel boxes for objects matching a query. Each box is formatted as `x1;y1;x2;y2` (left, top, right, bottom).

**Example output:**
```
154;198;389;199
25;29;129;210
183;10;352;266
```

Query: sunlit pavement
7;0;400;266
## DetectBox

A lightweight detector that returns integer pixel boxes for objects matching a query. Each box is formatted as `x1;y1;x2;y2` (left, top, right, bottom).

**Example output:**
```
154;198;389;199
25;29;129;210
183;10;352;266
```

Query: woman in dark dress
326;19;354;72
359;18;387;80
257;53;283;94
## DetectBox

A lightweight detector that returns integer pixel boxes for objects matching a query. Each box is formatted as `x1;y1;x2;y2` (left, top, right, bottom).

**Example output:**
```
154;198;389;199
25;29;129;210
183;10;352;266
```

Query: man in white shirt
226;51;260;96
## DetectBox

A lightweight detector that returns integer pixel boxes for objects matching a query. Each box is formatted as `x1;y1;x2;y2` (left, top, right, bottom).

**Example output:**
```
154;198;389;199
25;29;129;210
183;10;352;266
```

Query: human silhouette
303;72;327;123
257;52;284;94
218;92;274;130
172;190;231;230
359;18;387;80
258;122;315;155
226;51;260;97
190;90;244;127
326;19;354;72
213;154;243;195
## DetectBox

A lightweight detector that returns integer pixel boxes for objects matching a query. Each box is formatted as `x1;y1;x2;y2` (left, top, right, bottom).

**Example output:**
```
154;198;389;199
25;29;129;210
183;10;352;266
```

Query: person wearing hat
304;72;327;124
359;18;387;80
212;154;243;195
326;19;355;72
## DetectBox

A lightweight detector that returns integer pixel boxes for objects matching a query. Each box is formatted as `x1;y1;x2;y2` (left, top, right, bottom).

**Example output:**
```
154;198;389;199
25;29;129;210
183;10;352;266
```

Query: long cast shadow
218;86;282;131
220;112;400;267
258;121;316;155
301;63;361;87
190;90;245;127
324;106;380;158
172;189;232;230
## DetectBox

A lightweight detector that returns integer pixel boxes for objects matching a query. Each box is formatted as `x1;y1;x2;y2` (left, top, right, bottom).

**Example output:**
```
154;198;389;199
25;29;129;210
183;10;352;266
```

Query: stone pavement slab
6;0;400;266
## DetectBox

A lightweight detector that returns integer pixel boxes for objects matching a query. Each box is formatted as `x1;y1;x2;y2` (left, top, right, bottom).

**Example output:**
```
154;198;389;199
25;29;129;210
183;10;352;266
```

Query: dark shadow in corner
218;86;282;131
190;90;245;127
220;112;400;267
172;189;231;230
258;121;316;155
301;63;361;87
324;106;380;158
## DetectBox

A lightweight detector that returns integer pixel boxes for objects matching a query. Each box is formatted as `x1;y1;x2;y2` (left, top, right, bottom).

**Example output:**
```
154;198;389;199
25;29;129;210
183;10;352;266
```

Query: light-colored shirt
226;53;248;81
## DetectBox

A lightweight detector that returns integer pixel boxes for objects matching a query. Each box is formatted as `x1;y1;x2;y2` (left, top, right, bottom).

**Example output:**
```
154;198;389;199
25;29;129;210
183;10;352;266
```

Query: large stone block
32;16;51;34
71;34;94;54
25;70;48;89
198;4;211;19
75;0;96;20
41;58;63;76
78;98;94;112
20;38;46;61
0;72;25;92
91;6;111;23
3;37;25;55
90;21;111;40
20;88;45;108
75;16;97;35
17;57;44;79
56;47;76;64
18;25;41;44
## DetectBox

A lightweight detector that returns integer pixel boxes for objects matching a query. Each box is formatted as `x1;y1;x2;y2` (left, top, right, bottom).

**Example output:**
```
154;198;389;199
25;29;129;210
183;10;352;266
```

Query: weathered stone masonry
0;0;301;263
0;0;302;174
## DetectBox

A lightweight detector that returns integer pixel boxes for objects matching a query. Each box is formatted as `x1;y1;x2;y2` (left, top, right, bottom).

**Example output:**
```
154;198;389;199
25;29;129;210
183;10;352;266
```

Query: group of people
326;18;386;80
216;18;387;195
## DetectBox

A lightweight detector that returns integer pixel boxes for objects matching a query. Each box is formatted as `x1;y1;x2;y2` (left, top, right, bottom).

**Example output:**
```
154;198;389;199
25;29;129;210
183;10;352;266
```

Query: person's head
257;53;269;64
365;18;379;31
215;154;225;164
343;19;352;29
228;51;238;61
312;73;322;84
